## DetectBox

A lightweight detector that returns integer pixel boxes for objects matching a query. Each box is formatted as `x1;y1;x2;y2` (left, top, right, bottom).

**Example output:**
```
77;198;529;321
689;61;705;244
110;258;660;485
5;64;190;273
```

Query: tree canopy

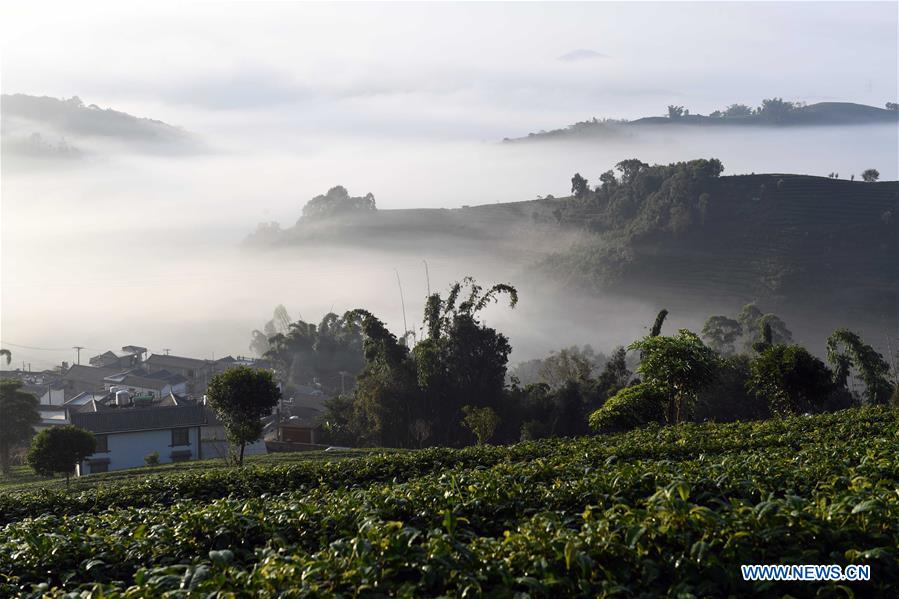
206;366;282;466
0;380;41;474
27;426;96;486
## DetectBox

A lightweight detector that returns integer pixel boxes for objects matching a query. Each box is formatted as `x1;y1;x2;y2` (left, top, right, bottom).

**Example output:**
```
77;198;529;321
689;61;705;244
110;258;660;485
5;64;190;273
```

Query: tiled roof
146;354;211;370
63;365;121;386
71;404;208;433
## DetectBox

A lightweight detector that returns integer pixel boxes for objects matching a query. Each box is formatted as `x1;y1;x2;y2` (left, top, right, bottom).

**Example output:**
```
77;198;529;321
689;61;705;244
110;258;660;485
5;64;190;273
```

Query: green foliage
588;382;666;432
738;303;792;351
861;168;880;182
3;408;896;596
748;345;835;416
262;311;364;395
26;426;95;484
701;315;743;355
629;329;722;423
570;173;589;198
0;379;40;474
206;366;282;466
460;405;500;445
649;308;668;337
344;278;517;448
301;185;376;220
826;329;893;405
144;452;160;466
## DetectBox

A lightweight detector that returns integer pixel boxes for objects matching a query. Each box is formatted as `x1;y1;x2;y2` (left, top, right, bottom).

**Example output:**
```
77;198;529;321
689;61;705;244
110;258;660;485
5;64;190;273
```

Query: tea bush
1;407;896;597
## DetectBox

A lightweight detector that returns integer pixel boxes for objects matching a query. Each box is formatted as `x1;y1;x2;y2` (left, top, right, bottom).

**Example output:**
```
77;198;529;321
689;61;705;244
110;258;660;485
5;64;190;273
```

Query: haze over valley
1;1;897;370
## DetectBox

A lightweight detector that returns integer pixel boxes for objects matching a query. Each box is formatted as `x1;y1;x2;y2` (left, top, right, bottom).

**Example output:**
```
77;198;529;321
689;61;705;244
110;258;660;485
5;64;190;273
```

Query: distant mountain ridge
1;94;197;162
505;101;899;142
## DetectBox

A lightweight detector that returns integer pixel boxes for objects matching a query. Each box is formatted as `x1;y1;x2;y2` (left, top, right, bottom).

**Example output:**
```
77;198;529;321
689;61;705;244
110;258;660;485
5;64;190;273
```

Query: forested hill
545;163;898;324
505;100;899;142
245;165;898;330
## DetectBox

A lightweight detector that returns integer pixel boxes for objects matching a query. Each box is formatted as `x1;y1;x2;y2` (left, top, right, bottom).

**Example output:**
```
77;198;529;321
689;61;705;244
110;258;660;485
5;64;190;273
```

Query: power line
0;341;81;352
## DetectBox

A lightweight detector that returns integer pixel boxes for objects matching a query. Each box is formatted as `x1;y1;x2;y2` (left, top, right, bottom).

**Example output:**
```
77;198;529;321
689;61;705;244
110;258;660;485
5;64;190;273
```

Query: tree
461;405;500;445
826;329;893;405
886;102;898;111
598;170;617;189
301;186;376;220
0;349;10;365
538;347;595;390
0;380;41;475
748;345;834;416
206;366;282;466
629;329;722;423
667;105;685;119
615;158;649;183
861;169;880;182
701;315;743;356
571;173;589;199
650;309;668;337
723;103;753;117
27;425;96;487
737;304;792;350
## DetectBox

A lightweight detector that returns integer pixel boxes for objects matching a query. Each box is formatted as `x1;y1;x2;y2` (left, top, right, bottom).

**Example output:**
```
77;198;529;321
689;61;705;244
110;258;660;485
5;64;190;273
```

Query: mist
1;1;897;370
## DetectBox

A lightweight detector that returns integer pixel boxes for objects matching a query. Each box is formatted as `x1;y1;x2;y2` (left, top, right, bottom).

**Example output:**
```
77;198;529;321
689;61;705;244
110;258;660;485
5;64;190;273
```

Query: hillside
1;94;196;160
1;407;896;596
506;101;899;143
246;167;898;335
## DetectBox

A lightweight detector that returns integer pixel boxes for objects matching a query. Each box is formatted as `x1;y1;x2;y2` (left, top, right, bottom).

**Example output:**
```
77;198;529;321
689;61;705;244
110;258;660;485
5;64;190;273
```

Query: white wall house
71;404;207;474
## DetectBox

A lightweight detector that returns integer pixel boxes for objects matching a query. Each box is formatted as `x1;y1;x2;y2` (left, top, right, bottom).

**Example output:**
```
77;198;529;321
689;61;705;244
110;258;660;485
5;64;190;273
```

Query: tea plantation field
1;407;897;597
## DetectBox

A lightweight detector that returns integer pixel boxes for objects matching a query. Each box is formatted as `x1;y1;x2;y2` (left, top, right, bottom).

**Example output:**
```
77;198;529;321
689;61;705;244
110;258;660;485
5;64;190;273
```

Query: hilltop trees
571;173;589;198
301;185;376;220
27;426;96;486
0;380;40;475
206;366;282;466
861;169;880;182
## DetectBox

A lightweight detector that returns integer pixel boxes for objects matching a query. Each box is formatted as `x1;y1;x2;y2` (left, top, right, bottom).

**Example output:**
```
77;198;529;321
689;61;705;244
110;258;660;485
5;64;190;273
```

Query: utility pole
163;348;171;355
73;346;84;365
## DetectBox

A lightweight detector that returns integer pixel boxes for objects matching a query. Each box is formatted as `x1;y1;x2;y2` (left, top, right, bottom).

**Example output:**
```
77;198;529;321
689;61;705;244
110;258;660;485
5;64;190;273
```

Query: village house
145;353;215;395
71;391;208;474
88;345;147;369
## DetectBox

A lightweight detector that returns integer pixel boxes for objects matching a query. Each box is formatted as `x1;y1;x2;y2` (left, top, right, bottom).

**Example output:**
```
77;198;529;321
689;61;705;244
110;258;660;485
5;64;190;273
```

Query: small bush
144;451;160;466
588;383;666;433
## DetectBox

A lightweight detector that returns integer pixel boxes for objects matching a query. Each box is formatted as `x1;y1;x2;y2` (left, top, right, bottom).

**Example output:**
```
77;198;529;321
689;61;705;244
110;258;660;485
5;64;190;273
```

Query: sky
1;1;897;370
2;1;896;143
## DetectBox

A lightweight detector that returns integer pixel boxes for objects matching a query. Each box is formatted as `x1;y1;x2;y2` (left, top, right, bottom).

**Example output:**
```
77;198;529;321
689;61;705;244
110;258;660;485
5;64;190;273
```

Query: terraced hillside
1;407;897;596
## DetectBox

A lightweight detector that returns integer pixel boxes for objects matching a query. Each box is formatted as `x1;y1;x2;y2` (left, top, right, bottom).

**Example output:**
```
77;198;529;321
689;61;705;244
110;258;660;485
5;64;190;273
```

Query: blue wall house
71;394;207;474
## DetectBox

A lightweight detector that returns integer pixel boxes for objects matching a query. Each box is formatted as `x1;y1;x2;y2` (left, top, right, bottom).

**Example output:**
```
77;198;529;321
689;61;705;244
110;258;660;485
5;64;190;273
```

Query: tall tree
701;315;743;355
826;329;893;404
0;380;40;474
206;366;282;466
650;309;669;337
571;173;589;199
629;329;721;423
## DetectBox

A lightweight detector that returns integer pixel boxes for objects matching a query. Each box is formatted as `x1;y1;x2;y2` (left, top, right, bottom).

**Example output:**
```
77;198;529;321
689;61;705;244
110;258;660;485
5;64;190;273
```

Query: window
171;428;190;446
95;434;108;453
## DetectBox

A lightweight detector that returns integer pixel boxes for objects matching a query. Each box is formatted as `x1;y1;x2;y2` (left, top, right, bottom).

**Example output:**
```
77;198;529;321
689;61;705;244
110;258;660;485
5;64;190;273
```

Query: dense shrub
588;382;666;432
